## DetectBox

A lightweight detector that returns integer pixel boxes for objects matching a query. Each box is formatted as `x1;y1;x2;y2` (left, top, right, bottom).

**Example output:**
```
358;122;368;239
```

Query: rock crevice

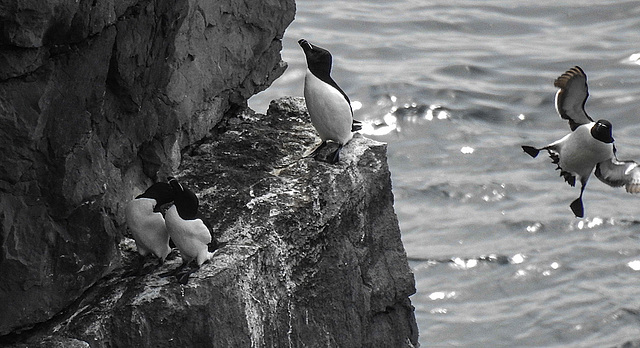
2;98;418;347
0;0;419;345
0;0;295;336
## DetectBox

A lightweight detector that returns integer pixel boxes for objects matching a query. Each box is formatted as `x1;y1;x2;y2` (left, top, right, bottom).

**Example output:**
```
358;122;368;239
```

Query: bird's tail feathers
560;170;576;187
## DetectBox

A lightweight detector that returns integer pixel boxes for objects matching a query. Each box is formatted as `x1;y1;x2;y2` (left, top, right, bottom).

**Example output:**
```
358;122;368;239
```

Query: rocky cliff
0;0;294;336
2;98;418;347
0;0;419;345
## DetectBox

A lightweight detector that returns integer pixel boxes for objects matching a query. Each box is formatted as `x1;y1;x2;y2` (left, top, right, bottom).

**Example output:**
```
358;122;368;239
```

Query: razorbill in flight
125;182;174;265
162;177;214;284
299;38;362;164
522;66;640;217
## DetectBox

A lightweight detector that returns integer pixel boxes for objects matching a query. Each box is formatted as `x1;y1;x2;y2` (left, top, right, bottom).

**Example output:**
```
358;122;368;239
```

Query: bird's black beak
156;202;174;214
167;177;184;192
298;38;313;51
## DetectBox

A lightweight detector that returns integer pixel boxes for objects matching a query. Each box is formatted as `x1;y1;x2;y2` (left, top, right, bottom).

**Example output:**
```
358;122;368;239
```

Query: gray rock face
2;98;418;347
0;0;294;335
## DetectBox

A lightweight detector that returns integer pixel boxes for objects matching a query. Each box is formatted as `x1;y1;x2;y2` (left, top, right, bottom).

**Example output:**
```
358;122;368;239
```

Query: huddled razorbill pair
125;177;216;284
297;39;640;217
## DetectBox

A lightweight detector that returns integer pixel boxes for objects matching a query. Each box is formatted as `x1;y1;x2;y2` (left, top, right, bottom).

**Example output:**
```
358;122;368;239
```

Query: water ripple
248;1;640;346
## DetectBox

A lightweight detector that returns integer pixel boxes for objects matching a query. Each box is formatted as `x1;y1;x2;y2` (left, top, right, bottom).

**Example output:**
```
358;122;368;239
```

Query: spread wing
595;158;640;193
554;66;594;131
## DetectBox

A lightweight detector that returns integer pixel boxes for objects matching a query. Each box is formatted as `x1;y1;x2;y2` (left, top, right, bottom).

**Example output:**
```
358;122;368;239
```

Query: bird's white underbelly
165;206;211;262
125;199;170;258
560;124;613;178
304;71;353;144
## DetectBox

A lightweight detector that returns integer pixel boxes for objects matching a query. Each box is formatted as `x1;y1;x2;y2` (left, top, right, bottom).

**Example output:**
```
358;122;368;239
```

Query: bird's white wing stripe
624;162;638;175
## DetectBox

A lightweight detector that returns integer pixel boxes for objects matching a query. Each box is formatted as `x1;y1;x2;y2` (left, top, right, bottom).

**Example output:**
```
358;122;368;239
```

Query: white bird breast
304;70;354;144
165;206;212;264
125;198;170;258
557;124;613;177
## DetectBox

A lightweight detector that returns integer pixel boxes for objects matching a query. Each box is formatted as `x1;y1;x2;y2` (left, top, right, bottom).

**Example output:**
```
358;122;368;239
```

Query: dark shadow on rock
1;97;419;347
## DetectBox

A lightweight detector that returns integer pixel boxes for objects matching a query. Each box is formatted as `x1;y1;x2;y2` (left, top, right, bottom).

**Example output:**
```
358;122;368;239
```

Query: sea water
249;1;640;346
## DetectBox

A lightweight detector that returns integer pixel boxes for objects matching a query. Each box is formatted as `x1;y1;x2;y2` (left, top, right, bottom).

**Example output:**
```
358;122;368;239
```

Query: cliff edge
3;98;419;347
0;0;419;345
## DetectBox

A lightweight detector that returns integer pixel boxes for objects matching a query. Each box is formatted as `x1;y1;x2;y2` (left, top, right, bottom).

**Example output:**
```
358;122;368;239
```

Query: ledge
3;97;418;347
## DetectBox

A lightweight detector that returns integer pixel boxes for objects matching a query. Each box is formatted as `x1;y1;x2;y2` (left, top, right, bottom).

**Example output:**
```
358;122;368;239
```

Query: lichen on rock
0;0;295;337
2;97;418;347
0;0;419;345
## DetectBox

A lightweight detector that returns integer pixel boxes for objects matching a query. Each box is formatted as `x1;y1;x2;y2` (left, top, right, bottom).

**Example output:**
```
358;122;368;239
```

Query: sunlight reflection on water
249;0;640;346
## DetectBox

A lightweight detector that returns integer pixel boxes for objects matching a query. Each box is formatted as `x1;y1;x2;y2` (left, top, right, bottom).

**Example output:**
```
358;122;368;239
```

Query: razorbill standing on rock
162;177;214;284
522;66;640;217
299;38;362;164
125;182;174;263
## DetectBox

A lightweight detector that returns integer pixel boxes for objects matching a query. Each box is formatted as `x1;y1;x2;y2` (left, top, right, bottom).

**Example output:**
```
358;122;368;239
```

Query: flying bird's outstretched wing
554;66;594;131
595;157;640;193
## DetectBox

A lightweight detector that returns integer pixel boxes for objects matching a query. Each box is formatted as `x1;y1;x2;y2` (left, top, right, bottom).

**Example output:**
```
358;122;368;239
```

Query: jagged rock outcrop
1;97;418;347
0;0;295;336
